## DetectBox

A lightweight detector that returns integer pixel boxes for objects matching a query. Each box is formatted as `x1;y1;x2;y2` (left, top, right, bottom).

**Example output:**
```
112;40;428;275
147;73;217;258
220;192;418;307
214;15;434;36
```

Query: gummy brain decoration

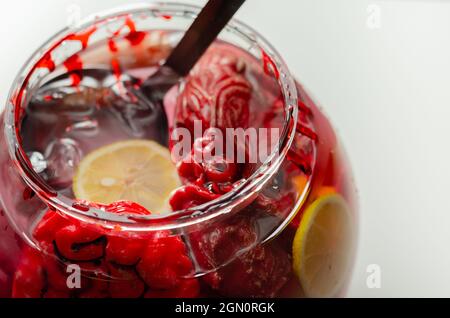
175;47;252;133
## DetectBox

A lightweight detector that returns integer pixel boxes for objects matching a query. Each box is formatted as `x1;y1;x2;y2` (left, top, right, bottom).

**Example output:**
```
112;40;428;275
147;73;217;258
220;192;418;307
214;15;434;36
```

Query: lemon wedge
292;193;354;297
73;140;179;213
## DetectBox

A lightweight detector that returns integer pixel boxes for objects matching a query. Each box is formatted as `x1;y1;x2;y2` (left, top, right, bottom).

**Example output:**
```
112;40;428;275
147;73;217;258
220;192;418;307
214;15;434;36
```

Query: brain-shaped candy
175;46;252;133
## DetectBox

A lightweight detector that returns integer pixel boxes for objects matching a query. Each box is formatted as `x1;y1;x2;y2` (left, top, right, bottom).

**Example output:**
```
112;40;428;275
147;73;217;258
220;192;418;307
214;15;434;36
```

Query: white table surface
1;0;449;297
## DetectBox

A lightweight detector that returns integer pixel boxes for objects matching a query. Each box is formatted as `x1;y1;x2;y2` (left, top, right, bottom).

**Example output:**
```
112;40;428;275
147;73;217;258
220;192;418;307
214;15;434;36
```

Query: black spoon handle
164;0;246;77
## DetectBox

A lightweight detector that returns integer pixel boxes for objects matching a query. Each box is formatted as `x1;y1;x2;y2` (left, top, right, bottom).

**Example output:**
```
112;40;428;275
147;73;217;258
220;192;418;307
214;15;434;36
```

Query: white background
1;0;450;297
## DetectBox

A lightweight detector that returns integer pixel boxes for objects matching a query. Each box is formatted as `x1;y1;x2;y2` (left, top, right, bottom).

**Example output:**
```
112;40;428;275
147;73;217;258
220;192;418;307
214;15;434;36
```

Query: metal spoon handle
164;0;246;77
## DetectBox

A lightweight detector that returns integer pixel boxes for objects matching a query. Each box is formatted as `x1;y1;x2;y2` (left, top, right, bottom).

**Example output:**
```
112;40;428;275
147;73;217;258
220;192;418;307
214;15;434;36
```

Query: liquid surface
21;40;283;205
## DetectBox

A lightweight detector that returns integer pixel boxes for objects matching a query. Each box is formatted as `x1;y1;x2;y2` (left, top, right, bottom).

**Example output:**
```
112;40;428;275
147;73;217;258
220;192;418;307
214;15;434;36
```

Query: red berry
169;184;220;211
203;156;237;183
33;210;70;243
177;135;241;185
76;264;110;298
190;213;291;297
104;200;151;265
108;264;145;298
105;236;146;266
54;224;105;261
176;153;204;184
190;215;258;273
137;236;194;290
12;247;46;298
43;254;72;292
0;268;10;298
215;243;291;297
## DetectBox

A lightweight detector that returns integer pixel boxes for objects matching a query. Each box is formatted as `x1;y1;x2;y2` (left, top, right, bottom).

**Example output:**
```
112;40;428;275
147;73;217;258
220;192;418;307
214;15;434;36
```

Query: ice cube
22;69;169;194
44;138;82;189
65;119;99;137
104;80;168;142
27;151;47;174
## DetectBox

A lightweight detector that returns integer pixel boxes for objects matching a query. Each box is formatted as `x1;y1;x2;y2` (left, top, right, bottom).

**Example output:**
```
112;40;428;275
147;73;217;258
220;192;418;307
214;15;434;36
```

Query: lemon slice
73;140;180;214
292;193;354;297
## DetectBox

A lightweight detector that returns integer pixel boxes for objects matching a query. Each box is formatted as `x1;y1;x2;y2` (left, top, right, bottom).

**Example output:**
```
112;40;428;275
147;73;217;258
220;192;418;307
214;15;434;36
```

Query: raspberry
169;184;220;211
137;236;194;290
175;47;251;134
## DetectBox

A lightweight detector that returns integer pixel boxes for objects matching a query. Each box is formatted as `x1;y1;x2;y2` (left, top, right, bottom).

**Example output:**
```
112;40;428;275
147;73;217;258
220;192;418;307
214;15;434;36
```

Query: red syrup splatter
297;125;318;141
35;52;55;72
110;58;122;80
108;16;147;48
63;54;83;86
107;16;146;78
14;23;98;109
11;23;100;193
125;30;147;46
16;15;145;109
298;100;313;116
261;50;280;80
12;16;148;201
108;38;118;53
287;149;312;175
63;54;83;72
67;26;97;49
